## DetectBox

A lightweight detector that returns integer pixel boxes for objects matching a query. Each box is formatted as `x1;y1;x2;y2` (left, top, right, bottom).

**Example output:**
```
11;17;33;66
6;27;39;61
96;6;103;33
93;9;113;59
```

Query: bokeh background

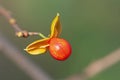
0;0;120;80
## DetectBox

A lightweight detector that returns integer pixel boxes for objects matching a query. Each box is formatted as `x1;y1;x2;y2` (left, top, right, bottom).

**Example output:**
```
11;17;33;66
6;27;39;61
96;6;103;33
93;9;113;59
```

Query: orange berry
49;38;72;61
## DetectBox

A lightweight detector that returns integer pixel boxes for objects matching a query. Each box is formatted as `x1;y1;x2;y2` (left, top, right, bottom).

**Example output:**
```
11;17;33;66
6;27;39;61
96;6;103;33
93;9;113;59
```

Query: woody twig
0;6;43;38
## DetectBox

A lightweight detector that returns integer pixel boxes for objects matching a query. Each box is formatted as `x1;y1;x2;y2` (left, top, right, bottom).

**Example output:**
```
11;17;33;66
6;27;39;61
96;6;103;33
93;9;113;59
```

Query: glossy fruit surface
49;38;72;61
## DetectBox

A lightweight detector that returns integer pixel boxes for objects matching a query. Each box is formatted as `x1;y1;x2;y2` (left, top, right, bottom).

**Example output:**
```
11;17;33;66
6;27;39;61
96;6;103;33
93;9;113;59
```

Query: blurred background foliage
0;0;120;80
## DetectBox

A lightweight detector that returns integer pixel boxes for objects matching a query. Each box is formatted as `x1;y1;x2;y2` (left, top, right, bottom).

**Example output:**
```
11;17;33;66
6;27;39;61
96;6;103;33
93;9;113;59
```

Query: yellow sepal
24;38;50;55
50;13;62;38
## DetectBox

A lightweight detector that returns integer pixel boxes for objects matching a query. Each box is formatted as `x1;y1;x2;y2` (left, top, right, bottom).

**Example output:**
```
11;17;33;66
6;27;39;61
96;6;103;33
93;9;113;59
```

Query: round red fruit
49;38;72;61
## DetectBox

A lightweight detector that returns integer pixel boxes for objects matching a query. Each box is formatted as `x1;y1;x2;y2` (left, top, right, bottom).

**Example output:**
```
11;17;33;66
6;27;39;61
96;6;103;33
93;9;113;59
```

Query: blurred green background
0;0;120;80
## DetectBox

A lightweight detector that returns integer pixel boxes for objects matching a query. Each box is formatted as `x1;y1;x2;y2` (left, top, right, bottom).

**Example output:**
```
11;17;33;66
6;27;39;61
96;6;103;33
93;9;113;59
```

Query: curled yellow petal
25;38;50;55
50;13;62;38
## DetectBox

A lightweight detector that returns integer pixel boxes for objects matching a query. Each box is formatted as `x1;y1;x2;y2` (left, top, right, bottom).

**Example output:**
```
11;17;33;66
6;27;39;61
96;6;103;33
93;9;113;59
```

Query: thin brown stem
0;6;41;38
0;6;22;32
